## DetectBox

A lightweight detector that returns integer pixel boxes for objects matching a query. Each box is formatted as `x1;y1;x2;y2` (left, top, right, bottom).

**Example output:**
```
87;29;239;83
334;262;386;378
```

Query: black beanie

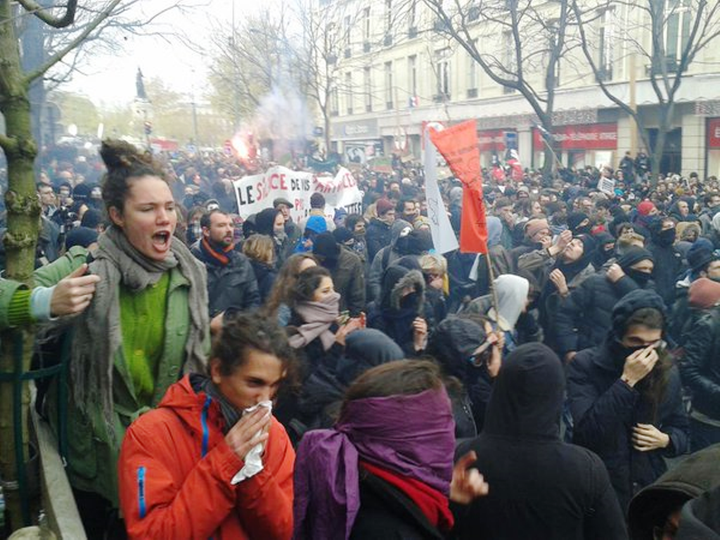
313;232;340;260
255;208;279;236
618;247;655;271
611;289;666;337
65;226;98;250
567;212;589;232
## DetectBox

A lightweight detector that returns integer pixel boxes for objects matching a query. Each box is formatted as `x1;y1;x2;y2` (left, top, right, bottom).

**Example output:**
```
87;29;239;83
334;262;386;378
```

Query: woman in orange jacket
118;313;296;539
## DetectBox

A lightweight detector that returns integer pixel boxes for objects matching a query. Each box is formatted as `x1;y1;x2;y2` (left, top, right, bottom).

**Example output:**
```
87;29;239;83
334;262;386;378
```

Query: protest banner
232;166;363;223
423;130;459;254
429;120;488;254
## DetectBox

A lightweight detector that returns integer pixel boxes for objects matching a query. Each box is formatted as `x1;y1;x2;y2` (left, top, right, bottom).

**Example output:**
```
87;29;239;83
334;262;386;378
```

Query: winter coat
250;259;277;304
0;278;28;329
34;246;209;506
118;375;294;540
191;242;260;317
367;220;413;302
676;484;720;540
327;247;366;317
628;443;720;540
679;307;720;420
555;272;649;357
568;341;690;512
648;242;684;307
349;471;444;540
454;343;627;540
366;218;392;262
540;262;596;352
367;267;428;357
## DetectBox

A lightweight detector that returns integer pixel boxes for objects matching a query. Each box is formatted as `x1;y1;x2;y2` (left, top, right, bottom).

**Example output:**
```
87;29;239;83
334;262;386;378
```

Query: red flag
429;120;487;254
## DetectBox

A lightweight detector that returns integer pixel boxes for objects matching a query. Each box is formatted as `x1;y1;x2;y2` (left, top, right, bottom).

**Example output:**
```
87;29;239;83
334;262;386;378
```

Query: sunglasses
467;333;500;367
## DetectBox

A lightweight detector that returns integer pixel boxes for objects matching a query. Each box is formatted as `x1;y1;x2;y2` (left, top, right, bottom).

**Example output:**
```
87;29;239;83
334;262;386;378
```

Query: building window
408;55;418;99
345;72;353;115
467;39;478;98
385;61;394;109
665;0;691;63
435;48;451;101
364;66;372;112
363;7;371;49
597;9;614;81
330;86;339;116
408;0;417;37
344;15;352;57
503;31;516;94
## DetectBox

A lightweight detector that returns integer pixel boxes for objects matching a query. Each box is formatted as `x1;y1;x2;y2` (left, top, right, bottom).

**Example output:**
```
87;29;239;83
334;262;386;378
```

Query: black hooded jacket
366;265;430;357
454;343;627;540
555;248;657;357
426;316;493;439
567;291;690;513
628;444;720;540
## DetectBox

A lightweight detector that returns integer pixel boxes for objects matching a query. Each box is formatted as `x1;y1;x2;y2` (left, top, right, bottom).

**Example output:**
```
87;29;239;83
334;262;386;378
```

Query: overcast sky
63;0;255;107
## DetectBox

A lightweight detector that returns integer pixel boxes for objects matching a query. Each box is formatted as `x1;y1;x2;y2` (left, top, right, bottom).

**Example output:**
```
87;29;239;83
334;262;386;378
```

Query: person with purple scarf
294;360;488;539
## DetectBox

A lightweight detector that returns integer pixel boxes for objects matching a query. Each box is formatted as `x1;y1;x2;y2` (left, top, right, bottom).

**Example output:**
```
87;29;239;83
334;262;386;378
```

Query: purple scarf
293;388;455;540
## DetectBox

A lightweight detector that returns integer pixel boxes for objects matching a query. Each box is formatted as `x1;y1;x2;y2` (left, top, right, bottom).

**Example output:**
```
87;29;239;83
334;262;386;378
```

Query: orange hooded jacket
118;375;294;540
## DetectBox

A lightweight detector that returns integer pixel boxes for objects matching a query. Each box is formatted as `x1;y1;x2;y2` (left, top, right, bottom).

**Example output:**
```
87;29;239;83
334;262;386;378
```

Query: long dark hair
625;307;672;421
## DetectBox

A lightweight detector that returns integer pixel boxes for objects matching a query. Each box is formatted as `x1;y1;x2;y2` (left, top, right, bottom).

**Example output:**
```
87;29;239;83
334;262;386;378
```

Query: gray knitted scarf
71;225;209;428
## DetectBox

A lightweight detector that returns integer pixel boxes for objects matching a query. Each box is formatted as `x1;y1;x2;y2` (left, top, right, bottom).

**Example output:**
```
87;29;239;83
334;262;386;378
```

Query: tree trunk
0;0;42;530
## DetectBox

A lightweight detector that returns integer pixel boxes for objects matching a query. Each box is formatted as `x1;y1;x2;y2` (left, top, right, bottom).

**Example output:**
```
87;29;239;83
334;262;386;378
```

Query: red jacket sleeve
235;418;295;540
119;414;243;540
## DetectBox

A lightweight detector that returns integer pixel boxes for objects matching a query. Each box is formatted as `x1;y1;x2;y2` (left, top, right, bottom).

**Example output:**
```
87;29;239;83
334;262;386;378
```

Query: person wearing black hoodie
648;217;684;307
426;315;502;439
555;247;657;362
628;443;720;540
366;262;429;357
453;343;627;540
567;290;690;513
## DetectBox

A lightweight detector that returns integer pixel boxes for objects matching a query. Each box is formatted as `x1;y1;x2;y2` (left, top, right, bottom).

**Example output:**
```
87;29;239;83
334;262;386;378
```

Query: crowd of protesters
1;140;720;540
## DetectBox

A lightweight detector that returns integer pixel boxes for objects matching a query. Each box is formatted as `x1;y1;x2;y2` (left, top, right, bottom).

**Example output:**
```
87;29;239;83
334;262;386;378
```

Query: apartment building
317;0;720;177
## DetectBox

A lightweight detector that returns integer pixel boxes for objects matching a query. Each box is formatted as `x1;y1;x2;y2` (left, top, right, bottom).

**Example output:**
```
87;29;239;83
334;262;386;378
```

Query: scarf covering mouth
288;292;341;351
69;225;209;434
293;387;455;540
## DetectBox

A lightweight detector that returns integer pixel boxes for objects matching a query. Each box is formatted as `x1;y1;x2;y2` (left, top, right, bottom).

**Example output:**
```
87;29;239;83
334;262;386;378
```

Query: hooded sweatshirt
368;220;413;301
628;443;720;540
454;344;627;540
367;265;427;357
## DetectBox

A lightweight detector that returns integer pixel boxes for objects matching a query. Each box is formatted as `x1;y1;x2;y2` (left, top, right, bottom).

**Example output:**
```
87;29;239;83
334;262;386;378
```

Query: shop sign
478;129;517;151
707;118;720;148
533;123;618;150
332;118;379;139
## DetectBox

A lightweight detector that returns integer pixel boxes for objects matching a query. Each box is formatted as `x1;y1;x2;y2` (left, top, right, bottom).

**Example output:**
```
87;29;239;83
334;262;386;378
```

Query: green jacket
35;246;209;506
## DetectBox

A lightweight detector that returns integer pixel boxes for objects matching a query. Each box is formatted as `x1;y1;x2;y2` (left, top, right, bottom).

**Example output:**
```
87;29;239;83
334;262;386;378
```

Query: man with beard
192;209;260;317
567;290;689;512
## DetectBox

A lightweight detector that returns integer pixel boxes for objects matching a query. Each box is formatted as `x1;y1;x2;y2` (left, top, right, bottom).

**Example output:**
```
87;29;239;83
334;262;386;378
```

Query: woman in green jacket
35;140;209;538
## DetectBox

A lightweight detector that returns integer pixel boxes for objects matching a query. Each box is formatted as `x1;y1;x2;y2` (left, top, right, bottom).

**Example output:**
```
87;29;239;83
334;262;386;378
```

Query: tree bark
0;0;42;529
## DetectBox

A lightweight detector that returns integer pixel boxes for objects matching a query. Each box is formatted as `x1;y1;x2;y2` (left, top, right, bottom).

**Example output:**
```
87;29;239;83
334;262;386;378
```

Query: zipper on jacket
137;466;147;519
201;395;212;458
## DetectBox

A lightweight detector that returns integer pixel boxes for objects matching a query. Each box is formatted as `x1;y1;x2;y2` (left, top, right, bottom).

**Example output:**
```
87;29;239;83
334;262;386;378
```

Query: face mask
626;268;652;287
574;225;592;235
658;228;676;247
274;228;287;242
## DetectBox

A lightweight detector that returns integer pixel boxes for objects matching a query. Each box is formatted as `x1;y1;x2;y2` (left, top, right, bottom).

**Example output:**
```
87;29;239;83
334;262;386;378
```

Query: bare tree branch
16;0;78;28
23;0;122;84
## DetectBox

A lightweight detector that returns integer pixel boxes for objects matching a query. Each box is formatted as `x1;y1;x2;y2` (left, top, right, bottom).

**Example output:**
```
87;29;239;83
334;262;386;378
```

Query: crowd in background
1;141;720;539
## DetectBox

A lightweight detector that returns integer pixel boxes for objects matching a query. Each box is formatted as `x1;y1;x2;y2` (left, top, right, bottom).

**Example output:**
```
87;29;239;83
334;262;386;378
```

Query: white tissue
231;400;273;485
